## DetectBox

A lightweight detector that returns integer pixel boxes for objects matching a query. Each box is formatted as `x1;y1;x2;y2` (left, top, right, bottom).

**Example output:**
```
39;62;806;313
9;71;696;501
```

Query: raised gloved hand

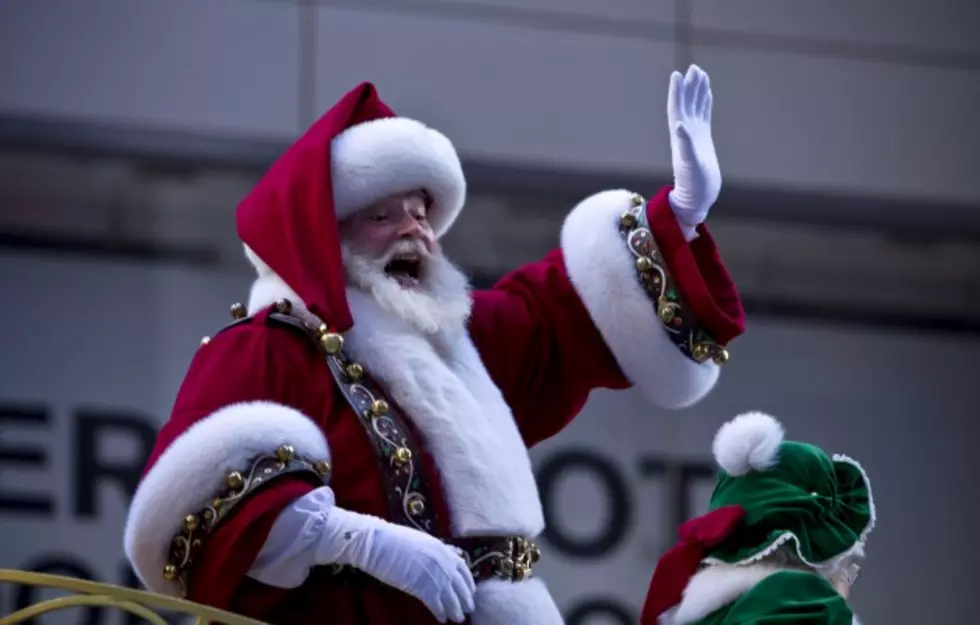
666;64;722;237
319;506;476;623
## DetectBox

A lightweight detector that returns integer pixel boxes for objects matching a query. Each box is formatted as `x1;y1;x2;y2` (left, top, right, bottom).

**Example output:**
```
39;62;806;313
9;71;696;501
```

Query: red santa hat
640;505;746;624
236;82;466;333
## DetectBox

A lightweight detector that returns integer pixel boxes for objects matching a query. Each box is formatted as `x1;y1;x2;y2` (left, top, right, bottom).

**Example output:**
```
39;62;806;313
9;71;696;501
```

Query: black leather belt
450;536;541;582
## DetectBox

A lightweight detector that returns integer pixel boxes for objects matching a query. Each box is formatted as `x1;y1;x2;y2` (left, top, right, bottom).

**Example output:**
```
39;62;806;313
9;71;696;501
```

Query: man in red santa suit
123;64;745;625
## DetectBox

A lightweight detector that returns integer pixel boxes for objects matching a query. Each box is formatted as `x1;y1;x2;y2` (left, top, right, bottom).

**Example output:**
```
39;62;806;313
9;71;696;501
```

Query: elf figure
641;412;874;625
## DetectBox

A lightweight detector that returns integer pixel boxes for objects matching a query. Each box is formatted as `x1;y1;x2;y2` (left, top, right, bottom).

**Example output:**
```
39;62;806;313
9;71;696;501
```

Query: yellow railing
0;570;270;625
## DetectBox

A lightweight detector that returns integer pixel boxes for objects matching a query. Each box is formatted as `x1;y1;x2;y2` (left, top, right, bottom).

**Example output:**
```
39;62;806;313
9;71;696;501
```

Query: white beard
341;241;473;340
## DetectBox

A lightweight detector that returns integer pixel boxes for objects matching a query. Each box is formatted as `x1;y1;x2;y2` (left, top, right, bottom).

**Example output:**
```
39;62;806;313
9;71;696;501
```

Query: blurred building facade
0;1;978;624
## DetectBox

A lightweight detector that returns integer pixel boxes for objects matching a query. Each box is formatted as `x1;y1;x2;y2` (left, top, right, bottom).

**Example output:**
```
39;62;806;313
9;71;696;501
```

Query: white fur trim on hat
331;117;466;238
713;411;785;476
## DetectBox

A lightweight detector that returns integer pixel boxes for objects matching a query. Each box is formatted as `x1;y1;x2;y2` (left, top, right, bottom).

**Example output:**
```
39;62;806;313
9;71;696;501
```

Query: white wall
1;0;978;207
0;252;976;624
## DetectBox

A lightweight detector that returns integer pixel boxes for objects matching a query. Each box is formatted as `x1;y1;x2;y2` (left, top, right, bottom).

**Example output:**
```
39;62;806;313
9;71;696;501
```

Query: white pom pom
712;412;785;476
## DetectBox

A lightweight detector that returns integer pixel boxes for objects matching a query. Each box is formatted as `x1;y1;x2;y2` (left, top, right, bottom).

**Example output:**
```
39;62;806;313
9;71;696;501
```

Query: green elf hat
702;411;875;568
640;412;875;624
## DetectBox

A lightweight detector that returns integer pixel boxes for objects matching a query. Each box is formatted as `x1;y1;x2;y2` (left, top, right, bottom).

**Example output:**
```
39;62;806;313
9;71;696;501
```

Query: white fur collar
670;564;783;624
669;564;861;625
247;275;545;537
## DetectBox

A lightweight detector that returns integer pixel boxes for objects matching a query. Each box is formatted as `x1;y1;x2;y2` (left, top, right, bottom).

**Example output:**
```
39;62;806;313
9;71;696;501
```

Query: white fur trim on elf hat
331;117;466;238
713;411;785;476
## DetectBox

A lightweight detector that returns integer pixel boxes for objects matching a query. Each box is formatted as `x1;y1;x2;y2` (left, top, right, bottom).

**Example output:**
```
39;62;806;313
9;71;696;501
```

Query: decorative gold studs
369;399;389;417
345;363;364;381
163;564;179;580
630;193;645;207
635;256;654;272
692;342;711;362
276;444;295;462
315;324;344;354
275;299;292;314
393;447;412;464
183;514;199;531
620;211;637;229
713;348;730;366
314;460;332;476
230;303;247;320
225;471;244;490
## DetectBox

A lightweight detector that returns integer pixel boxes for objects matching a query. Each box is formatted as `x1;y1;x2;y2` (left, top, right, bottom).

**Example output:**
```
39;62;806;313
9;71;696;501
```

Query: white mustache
380;239;431;265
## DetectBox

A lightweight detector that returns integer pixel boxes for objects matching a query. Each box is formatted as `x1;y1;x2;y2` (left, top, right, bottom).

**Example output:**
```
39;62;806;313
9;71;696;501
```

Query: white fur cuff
331;117;466;237
123;401;330;595
560;190;719;409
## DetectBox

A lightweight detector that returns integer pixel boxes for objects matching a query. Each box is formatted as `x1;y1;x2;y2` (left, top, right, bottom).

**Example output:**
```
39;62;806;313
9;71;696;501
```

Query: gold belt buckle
511;538;541;581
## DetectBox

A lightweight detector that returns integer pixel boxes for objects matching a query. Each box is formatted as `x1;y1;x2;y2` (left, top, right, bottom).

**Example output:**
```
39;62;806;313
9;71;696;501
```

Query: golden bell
230;303;247;320
314;460;332;476
183;514;199;532
275;299;292;314
657;298;676;323
620;211;637;229
630;193;645;207
345;363;364;381
635;256;654;272
691;342;711;362
393;447;412;464
276;444;295;462
320;332;344;355
369;399;389;417
225;471;244;490
713;348;730;365
163;564;179;581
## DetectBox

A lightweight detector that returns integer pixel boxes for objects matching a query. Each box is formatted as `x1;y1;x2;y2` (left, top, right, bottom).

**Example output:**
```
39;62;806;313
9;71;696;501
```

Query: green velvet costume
685;570;854;625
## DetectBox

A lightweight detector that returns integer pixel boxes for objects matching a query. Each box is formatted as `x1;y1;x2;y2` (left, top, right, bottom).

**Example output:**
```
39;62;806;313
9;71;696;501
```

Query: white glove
319;506;476;623
666;64;722;237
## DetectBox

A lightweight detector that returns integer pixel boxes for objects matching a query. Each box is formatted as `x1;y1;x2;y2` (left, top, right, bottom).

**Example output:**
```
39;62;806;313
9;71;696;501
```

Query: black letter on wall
0;404;53;516
74;410;157;518
537;449;631;558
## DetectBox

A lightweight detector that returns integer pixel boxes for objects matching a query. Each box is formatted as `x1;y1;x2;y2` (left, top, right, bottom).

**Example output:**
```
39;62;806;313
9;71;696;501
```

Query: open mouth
383;254;423;287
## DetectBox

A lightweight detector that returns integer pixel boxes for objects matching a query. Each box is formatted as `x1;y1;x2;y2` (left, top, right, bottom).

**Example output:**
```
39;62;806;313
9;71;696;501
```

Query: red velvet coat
123;187;744;625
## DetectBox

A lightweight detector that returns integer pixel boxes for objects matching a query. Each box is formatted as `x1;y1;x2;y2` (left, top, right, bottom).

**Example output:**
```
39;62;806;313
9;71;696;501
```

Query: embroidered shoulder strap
266;305;442;537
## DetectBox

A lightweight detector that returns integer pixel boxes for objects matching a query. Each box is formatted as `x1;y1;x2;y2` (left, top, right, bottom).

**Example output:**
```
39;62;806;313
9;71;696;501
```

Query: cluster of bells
619;194;729;367
162;444;331;582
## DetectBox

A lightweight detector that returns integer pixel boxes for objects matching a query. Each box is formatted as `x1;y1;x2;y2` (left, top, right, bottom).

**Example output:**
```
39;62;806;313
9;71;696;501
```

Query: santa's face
339;191;472;337
338;190;437;289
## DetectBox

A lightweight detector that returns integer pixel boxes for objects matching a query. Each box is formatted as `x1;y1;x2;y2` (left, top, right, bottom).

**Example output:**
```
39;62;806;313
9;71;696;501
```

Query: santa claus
123;64;745;625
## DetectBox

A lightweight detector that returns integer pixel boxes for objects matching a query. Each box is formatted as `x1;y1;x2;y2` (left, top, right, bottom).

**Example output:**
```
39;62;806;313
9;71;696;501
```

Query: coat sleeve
123;315;333;612
468;186;745;446
722;571;855;624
